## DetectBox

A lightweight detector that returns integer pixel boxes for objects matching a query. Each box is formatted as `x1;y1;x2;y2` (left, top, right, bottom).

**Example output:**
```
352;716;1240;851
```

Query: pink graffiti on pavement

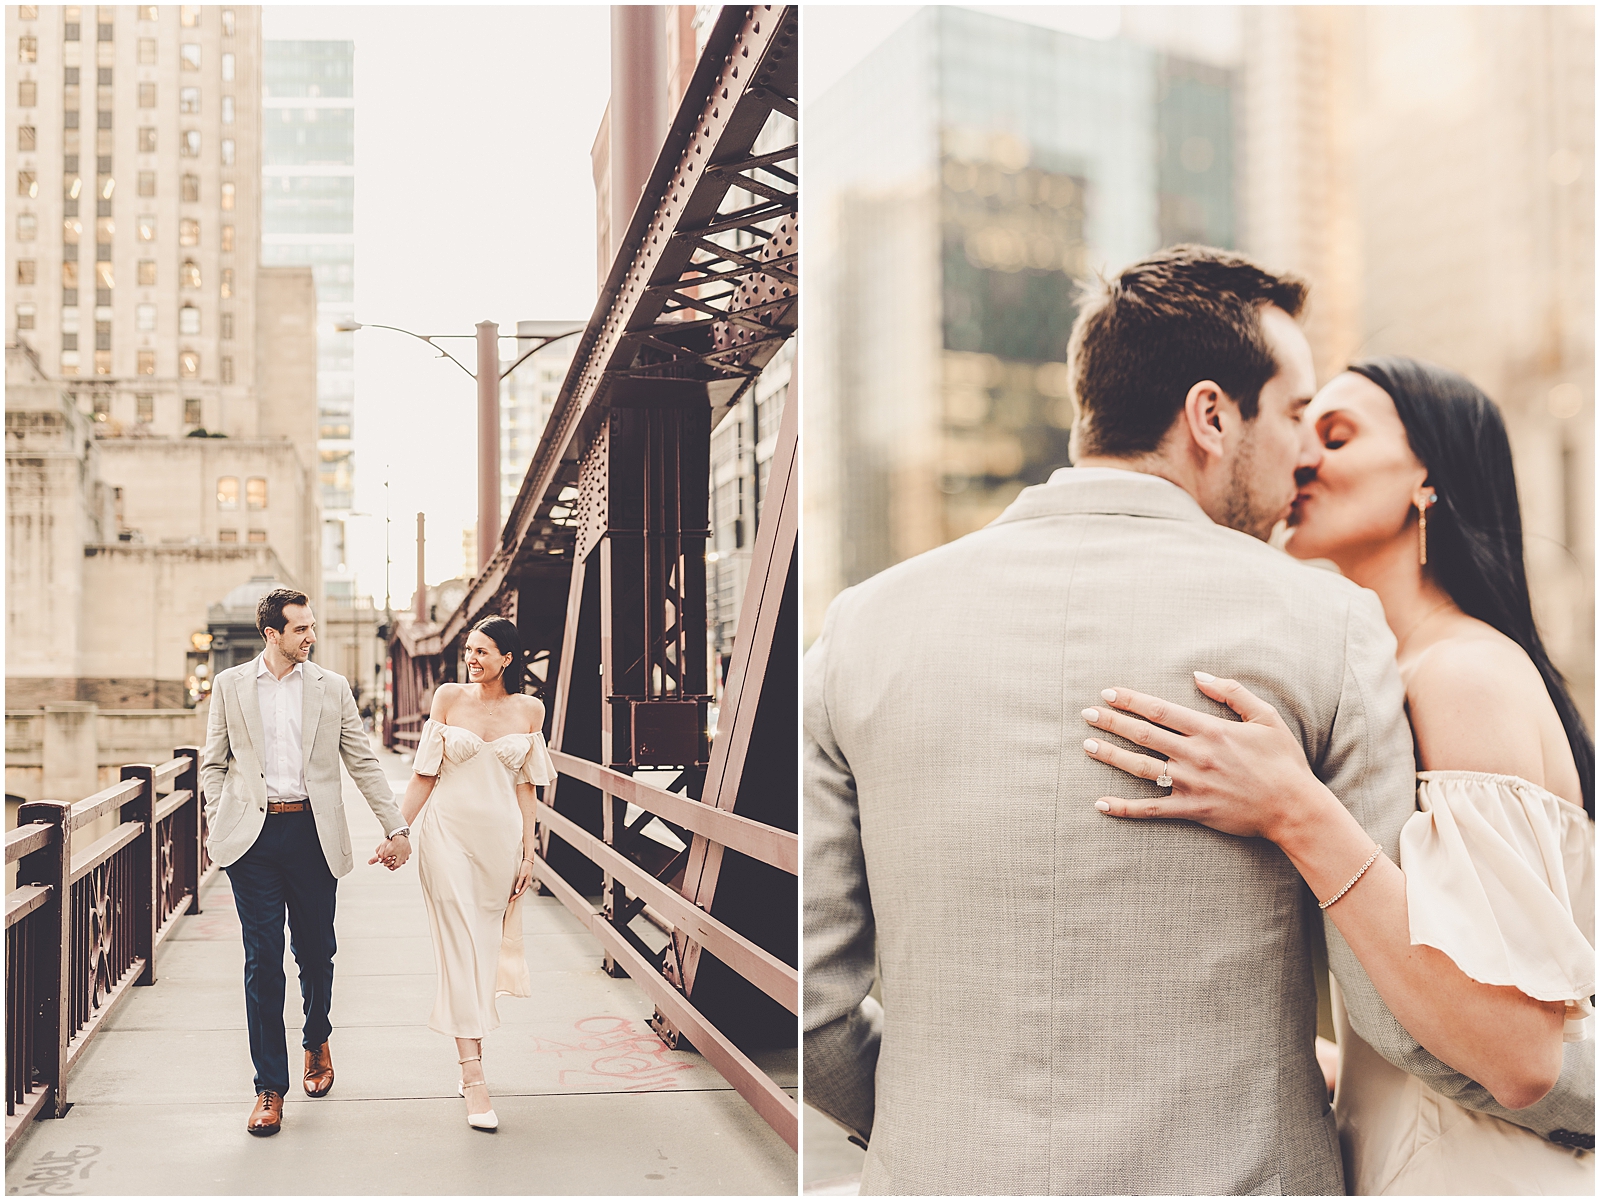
533;1015;696;1092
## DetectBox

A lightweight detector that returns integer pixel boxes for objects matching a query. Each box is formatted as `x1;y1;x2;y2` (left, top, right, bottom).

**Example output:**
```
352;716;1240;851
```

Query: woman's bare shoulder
515;692;546;730
1406;622;1547;778
429;682;464;719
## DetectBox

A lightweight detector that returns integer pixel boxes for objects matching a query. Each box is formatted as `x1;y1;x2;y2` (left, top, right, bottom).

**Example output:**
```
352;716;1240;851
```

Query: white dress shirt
256;654;309;802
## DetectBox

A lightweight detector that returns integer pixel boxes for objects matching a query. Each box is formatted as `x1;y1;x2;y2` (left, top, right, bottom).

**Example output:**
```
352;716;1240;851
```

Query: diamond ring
1156;761;1173;789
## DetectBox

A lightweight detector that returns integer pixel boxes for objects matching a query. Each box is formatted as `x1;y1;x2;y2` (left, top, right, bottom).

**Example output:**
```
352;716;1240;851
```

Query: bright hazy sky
261;5;609;603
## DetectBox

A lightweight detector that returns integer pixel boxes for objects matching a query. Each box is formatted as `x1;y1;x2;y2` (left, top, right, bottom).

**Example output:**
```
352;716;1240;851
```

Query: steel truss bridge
384;5;799;1148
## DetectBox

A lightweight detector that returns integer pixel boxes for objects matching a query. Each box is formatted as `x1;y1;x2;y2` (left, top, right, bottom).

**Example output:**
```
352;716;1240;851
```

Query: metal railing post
174;746;201;914
16;800;71;1119
120;764;157;986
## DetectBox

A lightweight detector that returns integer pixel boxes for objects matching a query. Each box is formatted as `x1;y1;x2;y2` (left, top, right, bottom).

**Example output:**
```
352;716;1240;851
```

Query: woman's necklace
1396;598;1455;655
478;684;507;714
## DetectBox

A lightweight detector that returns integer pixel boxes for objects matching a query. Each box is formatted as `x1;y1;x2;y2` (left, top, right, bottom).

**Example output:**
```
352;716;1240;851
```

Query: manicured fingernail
1101;689;1117;702
1082;707;1099;722
1083;738;1099;753
1094;800;1111;812
1194;671;1215;683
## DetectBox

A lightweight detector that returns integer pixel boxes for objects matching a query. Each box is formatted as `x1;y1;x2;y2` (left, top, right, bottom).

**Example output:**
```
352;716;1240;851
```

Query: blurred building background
804;4;1593;717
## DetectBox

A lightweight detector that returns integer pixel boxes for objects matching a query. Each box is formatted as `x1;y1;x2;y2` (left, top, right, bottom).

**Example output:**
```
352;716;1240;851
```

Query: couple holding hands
199;592;552;1137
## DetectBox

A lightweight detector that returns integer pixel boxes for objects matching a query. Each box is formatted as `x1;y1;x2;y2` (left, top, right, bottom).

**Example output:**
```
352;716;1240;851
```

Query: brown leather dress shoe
304;1041;334;1098
247;1090;283;1136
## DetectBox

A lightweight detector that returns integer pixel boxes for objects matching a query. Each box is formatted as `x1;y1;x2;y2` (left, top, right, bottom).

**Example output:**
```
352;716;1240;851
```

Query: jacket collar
992;466;1216;528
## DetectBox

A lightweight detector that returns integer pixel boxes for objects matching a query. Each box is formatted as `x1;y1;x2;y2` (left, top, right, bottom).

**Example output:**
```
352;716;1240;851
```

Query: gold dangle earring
1416;491;1437;566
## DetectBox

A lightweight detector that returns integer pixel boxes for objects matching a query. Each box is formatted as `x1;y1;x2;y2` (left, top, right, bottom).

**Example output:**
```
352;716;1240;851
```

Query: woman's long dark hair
1348;356;1594;816
470;615;534;696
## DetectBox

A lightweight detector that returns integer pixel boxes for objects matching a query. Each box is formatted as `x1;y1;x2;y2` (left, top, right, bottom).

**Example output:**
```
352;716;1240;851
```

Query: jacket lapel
236;659;266;761
301;662;326;773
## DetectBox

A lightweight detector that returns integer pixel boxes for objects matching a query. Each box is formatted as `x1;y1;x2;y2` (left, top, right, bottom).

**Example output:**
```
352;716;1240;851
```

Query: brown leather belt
265;799;309;814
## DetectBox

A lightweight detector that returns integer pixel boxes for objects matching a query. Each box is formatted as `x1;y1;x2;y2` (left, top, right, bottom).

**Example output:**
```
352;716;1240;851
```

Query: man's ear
1181;380;1230;461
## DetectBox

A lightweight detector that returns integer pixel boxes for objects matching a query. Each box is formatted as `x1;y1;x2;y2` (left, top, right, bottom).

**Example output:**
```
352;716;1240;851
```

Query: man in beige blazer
201;587;410;1136
803;246;1593;1193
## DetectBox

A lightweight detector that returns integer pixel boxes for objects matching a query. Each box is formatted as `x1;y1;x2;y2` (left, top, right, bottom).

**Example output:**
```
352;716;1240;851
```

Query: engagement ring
1156;762;1173;789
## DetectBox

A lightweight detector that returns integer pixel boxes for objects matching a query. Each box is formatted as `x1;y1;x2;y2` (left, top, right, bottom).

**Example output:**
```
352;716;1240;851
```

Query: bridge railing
5;745;210;1154
536;750;799;1149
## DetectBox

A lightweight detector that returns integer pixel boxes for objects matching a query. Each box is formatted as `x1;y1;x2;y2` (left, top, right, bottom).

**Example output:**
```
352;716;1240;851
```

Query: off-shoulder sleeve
1402;771;1595;1041
412;718;446;777
516;732;557;786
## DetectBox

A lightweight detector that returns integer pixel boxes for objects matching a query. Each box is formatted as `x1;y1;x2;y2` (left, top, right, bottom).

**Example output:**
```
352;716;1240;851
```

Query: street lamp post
336;319;584;575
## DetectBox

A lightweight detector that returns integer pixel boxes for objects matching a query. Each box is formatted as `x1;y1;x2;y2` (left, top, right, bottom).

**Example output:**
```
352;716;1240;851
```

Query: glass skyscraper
804;8;1235;636
261;40;356;597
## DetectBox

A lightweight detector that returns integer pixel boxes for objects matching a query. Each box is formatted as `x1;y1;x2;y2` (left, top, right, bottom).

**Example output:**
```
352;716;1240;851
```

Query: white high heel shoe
457;1053;498;1132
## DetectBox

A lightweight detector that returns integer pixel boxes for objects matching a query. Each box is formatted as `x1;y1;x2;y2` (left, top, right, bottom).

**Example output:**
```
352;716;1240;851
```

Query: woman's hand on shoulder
1406;638;1544;781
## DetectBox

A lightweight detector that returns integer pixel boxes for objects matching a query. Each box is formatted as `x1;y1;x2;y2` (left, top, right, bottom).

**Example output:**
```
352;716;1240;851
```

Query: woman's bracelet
1318;845;1382;910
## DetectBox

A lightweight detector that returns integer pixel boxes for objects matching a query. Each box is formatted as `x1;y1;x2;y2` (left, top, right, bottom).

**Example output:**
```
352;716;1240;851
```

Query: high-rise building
260;38;355;597
6;2;263;431
6;4;322;709
499;319;580;522
804;7;1235;636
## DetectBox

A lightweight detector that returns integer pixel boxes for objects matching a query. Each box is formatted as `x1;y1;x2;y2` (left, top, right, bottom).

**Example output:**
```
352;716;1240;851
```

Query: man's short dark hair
257;587;310;640
1068;245;1308;458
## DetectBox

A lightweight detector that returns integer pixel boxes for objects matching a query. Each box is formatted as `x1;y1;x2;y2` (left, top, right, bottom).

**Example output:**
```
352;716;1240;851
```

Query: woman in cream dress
1081;358;1593;1193
380;615;555;1131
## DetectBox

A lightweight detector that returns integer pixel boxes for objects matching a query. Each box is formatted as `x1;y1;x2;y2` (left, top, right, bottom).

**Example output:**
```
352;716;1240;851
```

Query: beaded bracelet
1318;845;1382;910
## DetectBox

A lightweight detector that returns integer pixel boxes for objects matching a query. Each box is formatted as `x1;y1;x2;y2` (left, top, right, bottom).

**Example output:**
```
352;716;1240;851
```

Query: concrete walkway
5;749;796;1196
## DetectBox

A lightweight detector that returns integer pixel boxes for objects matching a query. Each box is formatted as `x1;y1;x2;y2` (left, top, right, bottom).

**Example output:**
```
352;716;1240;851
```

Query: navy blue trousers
224;810;337;1097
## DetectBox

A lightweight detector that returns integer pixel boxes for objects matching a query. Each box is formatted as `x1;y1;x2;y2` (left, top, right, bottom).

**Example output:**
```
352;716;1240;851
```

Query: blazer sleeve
199;673;232;829
334;673;405;836
802;591;883;1143
1324;590;1595;1140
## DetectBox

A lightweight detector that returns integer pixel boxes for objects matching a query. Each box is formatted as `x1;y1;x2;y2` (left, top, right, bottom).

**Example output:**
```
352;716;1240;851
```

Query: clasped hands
368;833;413;872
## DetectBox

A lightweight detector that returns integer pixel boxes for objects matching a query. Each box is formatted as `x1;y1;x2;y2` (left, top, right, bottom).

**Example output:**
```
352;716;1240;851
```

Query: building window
138;82;155;107
138;127;156;152
137;260;155;285
19;80;37;107
132;173;153;200
179;218;199;246
220;268;233;298
64;109;79;130
60;351;79;375
179;304;199;334
16;212;36;241
184;397;201;425
180;5;200;26
217;477;238;509
97;109;112;130
96;155;112;178
220;224;234;252
218;529;238;544
95;262;113;290
180;43;199;71
221;53;235;82
180;259;200;288
17;170;36;197
180;349;199;378
247;529;266;544
220;139;234;166
221;9;235;37
16;303;36;330
98;66;112;86
19;36;38;63
95;319;109;351
17;260;36;285
221;95;234;125
94;349;111;375
181;174;199;202
136;214;155;241
98;175;113;201
96;215;113;243
62;331;78;350
181;129;200;157
221;356;234;384
220;182;234;210
97;21;112;42
136;393;153;423
60;260;76;287
179;87;199;114
18;126;36;151
247;478;267;510
138;7;158;21
136;303;155;331
137;38;155;64
19;6;39;20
